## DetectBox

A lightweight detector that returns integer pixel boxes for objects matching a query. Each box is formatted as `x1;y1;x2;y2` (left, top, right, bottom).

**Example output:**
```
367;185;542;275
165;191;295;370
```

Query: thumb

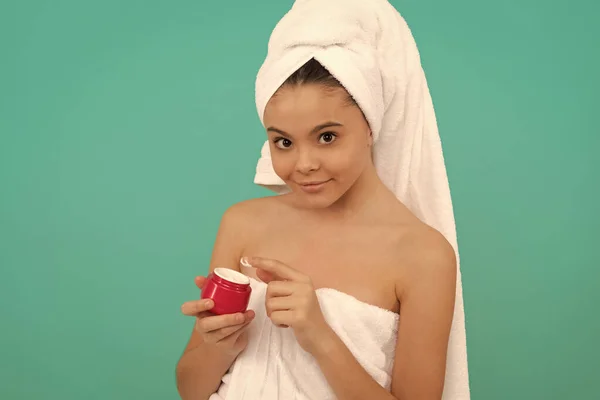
195;276;208;289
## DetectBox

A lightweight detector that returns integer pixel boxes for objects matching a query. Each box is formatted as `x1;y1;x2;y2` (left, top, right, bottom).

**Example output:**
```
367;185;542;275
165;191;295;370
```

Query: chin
290;186;344;209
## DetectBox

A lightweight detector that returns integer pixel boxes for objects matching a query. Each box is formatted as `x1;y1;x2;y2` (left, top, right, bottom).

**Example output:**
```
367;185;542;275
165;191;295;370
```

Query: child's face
263;83;372;209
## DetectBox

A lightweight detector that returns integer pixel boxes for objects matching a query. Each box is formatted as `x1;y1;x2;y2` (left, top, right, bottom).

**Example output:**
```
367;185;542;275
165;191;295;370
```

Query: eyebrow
266;121;343;136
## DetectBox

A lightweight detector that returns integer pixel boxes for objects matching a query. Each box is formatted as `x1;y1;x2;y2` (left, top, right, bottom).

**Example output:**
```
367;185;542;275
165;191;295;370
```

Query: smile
296;179;332;193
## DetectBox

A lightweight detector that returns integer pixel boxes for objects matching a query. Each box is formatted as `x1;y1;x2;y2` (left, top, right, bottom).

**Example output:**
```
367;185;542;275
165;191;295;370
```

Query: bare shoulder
390;218;457;299
210;195;282;272
404;223;456;272
220;195;283;227
216;195;289;245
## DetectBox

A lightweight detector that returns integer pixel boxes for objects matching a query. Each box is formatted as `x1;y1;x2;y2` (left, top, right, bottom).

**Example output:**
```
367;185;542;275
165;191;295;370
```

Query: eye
319;132;337;144
274;137;293;149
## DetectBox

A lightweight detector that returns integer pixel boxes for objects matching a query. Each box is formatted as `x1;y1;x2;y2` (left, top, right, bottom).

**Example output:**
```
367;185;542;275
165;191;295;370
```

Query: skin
176;84;457;400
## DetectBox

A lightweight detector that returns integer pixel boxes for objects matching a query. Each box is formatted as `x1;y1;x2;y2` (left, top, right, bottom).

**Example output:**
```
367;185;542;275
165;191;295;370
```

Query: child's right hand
181;276;255;357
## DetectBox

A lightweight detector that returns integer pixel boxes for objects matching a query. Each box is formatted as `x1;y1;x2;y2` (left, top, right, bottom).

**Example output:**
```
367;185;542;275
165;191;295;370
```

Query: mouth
296;179;332;193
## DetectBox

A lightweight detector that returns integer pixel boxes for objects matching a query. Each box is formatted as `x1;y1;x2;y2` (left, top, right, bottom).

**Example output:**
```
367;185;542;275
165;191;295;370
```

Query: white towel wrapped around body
211;278;400;399
251;0;470;398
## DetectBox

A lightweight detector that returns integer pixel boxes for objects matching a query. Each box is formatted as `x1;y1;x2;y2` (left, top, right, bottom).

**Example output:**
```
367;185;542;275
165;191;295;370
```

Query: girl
177;1;469;399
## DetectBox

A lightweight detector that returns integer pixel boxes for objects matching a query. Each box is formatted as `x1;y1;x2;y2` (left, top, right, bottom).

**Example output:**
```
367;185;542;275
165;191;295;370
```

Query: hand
180;276;255;357
243;257;334;356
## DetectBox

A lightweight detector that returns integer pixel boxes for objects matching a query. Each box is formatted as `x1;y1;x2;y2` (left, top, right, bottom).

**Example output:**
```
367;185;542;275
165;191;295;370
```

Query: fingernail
240;257;251;267
204;299;214;308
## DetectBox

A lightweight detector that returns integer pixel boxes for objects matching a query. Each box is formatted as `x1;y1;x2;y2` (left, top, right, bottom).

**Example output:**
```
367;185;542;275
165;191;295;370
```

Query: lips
298;180;330;186
296;179;332;193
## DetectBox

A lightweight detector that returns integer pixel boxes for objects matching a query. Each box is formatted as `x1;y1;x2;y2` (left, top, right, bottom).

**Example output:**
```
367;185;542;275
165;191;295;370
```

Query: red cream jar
201;268;252;315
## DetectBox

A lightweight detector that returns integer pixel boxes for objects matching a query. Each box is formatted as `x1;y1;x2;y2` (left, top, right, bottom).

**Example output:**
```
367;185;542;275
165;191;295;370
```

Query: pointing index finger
243;257;308;283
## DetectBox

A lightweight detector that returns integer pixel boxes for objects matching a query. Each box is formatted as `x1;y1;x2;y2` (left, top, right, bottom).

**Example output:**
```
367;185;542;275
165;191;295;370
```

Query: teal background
1;0;598;399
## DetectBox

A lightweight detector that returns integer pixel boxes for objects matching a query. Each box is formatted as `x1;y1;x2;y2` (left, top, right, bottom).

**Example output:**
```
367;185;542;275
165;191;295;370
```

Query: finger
265;296;295;317
218;321;252;346
269;310;292;328
206;313;255;342
266;281;297;298
195;276;208;290
196;311;213;320
196;312;246;333
256;268;276;284
196;309;254;333
181;299;214;316
243;257;308;283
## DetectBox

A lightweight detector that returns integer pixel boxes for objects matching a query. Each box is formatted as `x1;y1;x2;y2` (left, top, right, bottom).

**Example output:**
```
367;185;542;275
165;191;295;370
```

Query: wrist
213;343;244;360
309;326;340;361
198;339;242;362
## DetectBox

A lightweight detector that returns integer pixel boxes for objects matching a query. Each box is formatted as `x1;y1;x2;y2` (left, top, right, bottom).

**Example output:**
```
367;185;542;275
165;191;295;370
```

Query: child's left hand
242;256;334;356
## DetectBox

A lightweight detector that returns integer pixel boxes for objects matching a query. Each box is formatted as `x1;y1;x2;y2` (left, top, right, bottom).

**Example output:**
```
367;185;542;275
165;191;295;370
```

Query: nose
295;148;319;175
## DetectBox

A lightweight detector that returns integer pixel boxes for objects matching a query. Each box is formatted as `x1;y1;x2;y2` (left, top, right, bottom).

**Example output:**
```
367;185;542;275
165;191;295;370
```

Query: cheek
331;144;369;178
270;152;294;178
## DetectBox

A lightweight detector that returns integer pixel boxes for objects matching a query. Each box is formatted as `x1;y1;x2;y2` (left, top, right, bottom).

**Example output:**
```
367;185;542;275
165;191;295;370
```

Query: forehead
263;84;352;131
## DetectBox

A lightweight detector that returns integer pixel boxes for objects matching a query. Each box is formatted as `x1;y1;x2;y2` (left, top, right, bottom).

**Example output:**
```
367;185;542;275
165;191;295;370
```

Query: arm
389;232;456;399
311;330;397;400
175;204;249;400
176;340;240;400
311;232;457;400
